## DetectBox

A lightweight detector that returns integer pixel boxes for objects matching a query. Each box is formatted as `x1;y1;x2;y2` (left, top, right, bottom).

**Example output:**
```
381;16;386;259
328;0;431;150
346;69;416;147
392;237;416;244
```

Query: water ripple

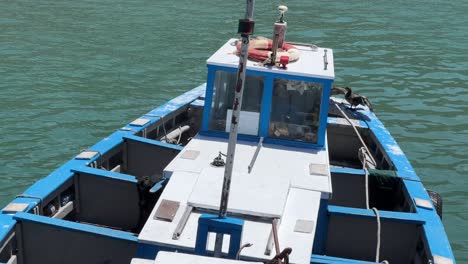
0;0;467;261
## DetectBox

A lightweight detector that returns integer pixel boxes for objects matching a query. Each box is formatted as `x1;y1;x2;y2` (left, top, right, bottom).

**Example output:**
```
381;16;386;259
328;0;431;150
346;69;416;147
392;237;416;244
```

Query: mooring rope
236;243;253;260
333;101;388;264
371;207;381;263
358;147;371;210
334;102;377;167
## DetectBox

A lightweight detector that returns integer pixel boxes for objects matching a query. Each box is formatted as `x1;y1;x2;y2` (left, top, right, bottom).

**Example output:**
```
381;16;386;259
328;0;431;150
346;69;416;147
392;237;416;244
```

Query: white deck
188;167;290;218
207;38;335;80
139;135;332;264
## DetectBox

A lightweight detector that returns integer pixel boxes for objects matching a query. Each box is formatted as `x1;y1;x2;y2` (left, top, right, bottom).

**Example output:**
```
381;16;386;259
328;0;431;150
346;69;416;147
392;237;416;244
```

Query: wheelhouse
201;39;334;148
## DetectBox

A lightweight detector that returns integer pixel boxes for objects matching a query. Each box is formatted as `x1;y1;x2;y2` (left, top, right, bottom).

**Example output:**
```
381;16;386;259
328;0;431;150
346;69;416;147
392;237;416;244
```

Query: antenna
278;5;288;23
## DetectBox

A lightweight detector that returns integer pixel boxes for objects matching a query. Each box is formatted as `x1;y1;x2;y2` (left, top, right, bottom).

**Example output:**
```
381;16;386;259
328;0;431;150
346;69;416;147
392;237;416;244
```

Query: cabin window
209;71;264;135
269;78;322;143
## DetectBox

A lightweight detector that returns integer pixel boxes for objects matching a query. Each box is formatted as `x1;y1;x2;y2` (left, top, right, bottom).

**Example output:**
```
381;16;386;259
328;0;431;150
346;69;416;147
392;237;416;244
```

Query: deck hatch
2;203;29;214
181;150;200;160
130;118;151;127
414;198;433;210
294;219;315;234
433;255;454;264
154;199;180;222
309;163;328;176
75;150;99;160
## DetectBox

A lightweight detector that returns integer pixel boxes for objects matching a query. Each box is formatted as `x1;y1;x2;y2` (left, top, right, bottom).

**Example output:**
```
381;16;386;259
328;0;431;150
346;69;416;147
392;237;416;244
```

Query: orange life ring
236;37;300;63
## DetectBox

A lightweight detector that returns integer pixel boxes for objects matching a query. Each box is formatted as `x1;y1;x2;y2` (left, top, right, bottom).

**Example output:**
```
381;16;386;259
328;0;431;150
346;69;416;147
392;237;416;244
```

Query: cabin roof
207;38;335;80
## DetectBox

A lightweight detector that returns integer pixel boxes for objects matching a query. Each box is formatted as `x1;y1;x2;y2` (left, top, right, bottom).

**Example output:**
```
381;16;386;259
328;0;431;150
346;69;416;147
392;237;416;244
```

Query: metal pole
214;0;255;257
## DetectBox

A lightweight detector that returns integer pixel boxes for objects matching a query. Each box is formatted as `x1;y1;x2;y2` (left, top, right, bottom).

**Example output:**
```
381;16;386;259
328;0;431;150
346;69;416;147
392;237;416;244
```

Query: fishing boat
0;2;456;264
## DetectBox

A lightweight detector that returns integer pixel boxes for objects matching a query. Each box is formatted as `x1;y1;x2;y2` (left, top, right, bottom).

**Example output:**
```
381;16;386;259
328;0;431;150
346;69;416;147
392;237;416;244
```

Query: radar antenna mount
270;5;288;66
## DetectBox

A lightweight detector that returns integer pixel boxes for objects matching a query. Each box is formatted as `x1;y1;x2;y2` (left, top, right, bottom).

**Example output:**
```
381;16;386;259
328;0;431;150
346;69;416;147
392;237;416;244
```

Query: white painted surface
154;252;261;264
139;171;200;246
278;188;321;264
207;39;335;80
188;167;290;218
225;110;260;136
139;134;331;263
131;258;154;264
164;135;258;176
166;135;331;193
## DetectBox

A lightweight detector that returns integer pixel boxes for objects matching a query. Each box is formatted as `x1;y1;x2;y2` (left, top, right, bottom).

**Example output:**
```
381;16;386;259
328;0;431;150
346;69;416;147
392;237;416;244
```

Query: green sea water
0;0;466;261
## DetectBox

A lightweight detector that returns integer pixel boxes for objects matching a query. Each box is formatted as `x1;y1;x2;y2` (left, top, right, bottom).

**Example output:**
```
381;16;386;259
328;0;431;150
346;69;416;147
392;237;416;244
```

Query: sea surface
0;0;466;261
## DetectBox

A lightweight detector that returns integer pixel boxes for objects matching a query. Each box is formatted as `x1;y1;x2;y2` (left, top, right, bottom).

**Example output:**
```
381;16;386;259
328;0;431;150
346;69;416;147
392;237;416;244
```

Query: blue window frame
201;64;333;148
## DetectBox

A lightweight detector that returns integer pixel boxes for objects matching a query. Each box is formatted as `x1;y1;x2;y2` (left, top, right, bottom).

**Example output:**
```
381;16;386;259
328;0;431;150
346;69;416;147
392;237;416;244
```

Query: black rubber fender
427;190;443;219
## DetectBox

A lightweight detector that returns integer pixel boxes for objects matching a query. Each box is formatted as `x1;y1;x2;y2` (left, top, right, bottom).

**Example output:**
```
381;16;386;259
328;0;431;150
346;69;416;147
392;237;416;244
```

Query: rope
365;164;370;210
236;243;253;260
358;147;371;210
176;126;183;145
333;102;377;167
372;207;381;263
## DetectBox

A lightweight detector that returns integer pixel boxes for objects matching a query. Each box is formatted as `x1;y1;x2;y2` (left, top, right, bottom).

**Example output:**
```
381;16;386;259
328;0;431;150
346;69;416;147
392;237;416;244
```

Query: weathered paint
338;100;455;263
0;214;15;246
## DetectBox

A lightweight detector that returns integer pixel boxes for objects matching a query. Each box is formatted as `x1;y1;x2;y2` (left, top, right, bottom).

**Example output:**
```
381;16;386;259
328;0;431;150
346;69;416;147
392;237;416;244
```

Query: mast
214;0;255;257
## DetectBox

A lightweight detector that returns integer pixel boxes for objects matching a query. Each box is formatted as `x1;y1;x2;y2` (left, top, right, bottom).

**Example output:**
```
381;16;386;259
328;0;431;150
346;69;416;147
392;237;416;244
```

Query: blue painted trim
330;167;365;175
124;84;205;133
263;137;326;150
149;177;169;193
328;205;425;224
207;64;333;83
312;198;329;255
0;214;15;246
123;135;184;151
13;212;137;242
199;130;260;142
78;130;128;163
10;159;83;208
146;84;206;119
362;110;419;181
258;76;274;137
330;167;398;178
311;254;376;263
317;79;333;147
71;167;138;183
201;69;216;131
195;214;244;259
402;180;456;261
202;65;333;149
